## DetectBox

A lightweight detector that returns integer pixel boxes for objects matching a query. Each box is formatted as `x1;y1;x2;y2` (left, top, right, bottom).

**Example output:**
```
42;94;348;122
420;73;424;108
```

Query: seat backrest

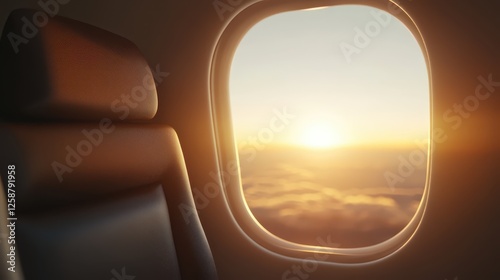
0;9;217;280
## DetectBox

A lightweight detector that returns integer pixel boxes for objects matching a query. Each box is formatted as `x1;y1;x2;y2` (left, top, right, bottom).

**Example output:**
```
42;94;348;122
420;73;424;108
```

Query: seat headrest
0;9;158;121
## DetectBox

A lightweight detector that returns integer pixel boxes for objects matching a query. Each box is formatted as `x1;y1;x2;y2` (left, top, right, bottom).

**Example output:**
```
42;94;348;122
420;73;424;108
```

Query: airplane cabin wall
0;0;498;279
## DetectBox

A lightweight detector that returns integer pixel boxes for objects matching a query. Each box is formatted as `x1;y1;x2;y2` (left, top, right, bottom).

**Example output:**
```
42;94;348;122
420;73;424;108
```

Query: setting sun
230;4;429;249
300;122;344;148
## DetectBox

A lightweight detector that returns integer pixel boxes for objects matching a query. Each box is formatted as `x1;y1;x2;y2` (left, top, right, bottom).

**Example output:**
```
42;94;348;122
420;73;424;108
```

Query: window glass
230;5;429;248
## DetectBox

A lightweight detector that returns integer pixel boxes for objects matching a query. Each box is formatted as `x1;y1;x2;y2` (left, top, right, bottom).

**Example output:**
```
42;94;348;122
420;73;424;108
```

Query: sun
300;122;344;148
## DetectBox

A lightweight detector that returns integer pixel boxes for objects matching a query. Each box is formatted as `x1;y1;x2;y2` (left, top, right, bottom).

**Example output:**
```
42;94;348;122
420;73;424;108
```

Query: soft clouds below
240;146;426;248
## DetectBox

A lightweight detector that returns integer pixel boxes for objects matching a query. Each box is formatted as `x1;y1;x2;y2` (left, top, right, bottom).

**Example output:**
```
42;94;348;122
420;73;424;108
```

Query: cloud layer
240;146;426;248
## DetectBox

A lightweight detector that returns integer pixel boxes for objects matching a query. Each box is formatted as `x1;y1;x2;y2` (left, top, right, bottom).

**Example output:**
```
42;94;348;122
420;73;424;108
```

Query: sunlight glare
301;122;343;148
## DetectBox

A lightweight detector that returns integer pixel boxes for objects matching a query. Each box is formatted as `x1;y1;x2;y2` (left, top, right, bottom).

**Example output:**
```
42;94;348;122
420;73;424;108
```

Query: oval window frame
209;0;433;264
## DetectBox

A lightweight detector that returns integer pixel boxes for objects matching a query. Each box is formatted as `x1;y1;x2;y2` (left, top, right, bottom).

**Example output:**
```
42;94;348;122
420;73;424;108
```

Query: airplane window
229;5;429;248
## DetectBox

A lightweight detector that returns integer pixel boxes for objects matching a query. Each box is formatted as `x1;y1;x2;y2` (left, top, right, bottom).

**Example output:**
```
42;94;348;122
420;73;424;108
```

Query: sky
228;5;429;247
229;5;429;148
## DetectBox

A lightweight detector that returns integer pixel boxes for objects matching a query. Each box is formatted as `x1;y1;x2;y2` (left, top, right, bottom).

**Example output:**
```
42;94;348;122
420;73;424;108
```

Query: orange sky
229;5;429;247
230;5;429;149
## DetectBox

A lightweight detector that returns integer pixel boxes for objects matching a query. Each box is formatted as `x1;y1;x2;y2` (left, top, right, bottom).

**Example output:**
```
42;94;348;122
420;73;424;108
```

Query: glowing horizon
229;5;429;247
230;5;429;149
